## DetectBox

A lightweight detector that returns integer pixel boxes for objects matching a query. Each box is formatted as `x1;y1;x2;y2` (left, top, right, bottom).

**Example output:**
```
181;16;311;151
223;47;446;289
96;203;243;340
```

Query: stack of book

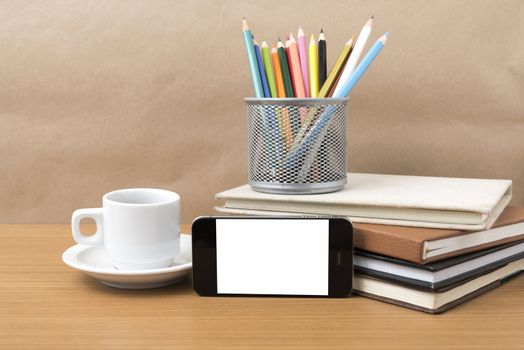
215;173;524;313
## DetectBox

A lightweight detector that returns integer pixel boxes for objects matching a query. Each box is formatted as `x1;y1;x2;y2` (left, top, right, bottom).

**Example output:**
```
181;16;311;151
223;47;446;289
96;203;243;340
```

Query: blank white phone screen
216;219;329;295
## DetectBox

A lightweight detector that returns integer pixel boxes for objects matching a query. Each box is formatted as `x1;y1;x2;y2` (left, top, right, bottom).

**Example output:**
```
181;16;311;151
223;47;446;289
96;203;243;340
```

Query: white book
215;173;512;230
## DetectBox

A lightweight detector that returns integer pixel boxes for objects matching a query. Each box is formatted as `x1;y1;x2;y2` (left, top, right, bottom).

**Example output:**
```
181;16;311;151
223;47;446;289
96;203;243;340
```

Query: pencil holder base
249;178;347;195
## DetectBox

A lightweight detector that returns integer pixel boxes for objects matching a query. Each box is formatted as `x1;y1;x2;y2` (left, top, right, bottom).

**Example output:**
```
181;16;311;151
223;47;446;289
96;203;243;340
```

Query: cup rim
103;188;180;207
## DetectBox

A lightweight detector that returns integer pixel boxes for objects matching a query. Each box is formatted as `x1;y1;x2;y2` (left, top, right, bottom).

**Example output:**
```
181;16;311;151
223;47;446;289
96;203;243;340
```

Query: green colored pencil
261;41;277;98
277;39;294;97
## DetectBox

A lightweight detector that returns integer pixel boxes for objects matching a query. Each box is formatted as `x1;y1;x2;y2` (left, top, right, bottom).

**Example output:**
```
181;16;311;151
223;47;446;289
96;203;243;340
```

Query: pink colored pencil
286;33;306;98
297;27;310;97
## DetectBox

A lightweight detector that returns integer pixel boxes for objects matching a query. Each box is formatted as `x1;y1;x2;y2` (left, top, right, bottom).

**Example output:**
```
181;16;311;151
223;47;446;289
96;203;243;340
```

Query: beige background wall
1;0;523;224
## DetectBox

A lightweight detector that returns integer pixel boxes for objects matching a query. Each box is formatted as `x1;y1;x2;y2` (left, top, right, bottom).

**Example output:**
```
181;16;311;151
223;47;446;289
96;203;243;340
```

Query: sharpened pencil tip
380;32;389;44
320;28;324;33
371;15;374;19
242;18;249;31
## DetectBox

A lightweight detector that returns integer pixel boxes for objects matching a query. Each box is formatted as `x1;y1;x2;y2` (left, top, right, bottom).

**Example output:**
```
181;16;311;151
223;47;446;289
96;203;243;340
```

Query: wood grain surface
0;225;523;349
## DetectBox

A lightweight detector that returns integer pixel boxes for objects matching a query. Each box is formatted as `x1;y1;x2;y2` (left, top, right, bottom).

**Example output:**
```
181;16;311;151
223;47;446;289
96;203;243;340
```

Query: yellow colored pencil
309;34;318;97
318;37;353;97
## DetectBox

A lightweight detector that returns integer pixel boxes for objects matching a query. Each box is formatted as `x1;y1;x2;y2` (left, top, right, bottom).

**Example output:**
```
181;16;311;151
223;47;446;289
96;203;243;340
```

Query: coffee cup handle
71;208;104;246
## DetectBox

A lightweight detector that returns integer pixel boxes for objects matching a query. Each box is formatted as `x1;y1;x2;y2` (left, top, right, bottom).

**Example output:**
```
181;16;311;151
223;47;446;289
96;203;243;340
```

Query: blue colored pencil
254;39;271;98
333;33;388;98
242;18;264;98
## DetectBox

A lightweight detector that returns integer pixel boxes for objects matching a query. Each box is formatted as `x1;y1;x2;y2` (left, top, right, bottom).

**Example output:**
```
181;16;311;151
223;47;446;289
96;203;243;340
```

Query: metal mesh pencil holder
245;98;348;194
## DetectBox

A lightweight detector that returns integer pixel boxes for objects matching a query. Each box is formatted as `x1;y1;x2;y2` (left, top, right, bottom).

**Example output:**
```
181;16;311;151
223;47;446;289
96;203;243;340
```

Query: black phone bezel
191;216;353;298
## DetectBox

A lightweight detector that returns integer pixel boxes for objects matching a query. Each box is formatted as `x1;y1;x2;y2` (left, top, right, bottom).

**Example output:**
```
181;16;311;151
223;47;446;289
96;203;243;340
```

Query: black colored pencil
318;29;327;89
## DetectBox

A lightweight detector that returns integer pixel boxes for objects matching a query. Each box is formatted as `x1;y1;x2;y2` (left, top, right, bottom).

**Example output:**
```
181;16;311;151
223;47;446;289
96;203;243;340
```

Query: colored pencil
292;34;350;150
261;41;277;98
318;29;327;89
287;33;306;98
333;16;374;96
242;17;387;101
277;39;294;97
334;33;388;97
285;38;296;95
327;69;344;97
277;38;295;146
281;107;293;149
270;45;287;146
297;27;310;97
254;39;271;98
277;43;294;146
242;18;263;98
271;45;286;98
290;34;360;151
309;34;318;97
318;37;353;97
291;33;389;172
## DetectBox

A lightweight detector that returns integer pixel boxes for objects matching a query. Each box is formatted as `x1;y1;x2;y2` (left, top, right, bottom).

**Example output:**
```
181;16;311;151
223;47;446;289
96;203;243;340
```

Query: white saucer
62;234;192;289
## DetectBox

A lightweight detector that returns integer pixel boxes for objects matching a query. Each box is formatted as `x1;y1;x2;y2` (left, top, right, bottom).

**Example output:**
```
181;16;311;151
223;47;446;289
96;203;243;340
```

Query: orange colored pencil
287;33;306;98
271;44;292;147
271;45;286;98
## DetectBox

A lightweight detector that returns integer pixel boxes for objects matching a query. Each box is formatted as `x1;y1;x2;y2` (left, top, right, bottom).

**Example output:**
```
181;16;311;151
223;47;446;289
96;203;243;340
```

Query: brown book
354;206;524;264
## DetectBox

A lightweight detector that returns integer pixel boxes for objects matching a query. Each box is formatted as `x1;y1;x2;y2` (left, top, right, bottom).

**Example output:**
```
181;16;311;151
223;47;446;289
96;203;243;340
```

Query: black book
354;241;524;291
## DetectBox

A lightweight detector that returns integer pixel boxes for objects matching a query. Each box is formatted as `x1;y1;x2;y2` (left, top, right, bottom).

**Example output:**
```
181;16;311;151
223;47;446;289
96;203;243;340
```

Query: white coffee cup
71;188;180;270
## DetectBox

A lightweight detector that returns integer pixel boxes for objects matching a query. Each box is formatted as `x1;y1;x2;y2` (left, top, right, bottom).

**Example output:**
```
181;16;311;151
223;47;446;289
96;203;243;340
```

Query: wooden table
1;225;523;349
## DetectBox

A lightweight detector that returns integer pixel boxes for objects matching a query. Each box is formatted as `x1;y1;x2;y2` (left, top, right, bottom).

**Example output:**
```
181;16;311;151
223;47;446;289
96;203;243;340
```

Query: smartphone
191;216;353;298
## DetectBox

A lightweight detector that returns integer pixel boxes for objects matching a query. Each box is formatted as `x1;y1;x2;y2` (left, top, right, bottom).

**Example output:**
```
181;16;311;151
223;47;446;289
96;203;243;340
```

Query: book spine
353;225;424;264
